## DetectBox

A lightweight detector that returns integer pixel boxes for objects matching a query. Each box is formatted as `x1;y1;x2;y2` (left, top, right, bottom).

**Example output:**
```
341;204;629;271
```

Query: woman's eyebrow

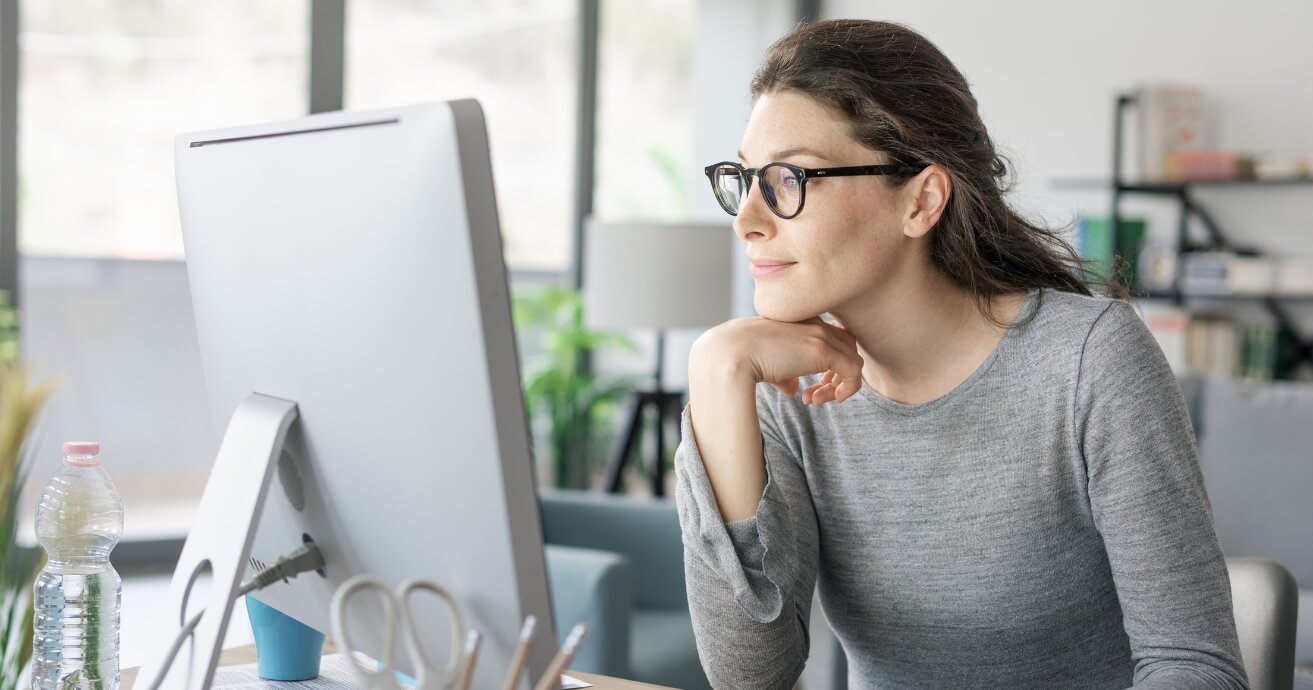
736;147;830;163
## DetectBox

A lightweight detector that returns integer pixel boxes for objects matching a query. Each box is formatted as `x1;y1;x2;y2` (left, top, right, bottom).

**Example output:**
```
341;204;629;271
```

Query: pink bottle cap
63;441;100;455
62;441;101;467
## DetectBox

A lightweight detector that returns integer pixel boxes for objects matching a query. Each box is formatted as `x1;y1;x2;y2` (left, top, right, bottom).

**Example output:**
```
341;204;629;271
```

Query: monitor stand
134;393;299;690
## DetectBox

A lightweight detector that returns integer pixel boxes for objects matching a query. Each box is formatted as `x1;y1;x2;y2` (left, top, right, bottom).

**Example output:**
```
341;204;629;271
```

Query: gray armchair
1229;558;1300;690
1194;378;1313;689
540;488;711;690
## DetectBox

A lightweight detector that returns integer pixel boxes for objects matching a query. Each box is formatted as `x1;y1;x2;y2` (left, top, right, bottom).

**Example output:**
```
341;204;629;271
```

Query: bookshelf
1108;92;1313;378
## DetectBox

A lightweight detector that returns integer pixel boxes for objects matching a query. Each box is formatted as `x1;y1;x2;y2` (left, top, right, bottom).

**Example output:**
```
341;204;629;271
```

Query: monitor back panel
174;101;554;689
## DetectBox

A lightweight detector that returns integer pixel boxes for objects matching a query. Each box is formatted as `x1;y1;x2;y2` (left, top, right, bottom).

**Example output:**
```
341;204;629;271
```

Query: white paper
209;653;593;690
559;674;592;690
211;653;379;689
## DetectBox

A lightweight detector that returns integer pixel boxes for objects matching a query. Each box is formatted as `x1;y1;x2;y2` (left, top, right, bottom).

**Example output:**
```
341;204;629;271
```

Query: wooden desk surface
121;642;674;690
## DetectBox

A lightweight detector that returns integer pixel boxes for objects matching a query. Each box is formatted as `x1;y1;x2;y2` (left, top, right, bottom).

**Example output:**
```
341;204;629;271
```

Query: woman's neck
832;274;1026;406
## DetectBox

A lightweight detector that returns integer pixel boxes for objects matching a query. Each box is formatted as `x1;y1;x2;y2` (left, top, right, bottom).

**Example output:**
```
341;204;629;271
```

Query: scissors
330;575;469;690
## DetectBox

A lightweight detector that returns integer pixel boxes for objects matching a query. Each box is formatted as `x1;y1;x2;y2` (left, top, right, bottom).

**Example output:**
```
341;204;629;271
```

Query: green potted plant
0;291;17;366
513;284;634;489
1;291;56;690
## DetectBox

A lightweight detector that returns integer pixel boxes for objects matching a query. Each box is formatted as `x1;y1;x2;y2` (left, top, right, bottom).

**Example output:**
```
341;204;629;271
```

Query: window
593;0;694;222
17;0;309;259
346;0;579;272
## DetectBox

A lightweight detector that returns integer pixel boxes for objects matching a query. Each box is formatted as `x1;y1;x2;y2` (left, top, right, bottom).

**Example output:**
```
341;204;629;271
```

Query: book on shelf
1136;83;1209;182
1163;150;1250;182
1178;252;1313;297
1140;304;1277;382
1076;215;1145;288
1162;150;1313;182
1131;84;1311;183
1252;153;1313;180
1140;303;1189;374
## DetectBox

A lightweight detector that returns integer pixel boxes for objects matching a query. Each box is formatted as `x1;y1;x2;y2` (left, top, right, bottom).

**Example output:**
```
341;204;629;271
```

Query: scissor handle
396;577;467;688
331;575;403;689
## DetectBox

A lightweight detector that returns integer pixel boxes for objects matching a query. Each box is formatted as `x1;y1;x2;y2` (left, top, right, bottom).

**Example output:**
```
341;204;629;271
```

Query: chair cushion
630;609;710;690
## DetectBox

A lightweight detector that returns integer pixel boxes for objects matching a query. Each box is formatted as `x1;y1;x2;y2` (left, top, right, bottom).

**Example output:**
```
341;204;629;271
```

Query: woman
675;19;1248;690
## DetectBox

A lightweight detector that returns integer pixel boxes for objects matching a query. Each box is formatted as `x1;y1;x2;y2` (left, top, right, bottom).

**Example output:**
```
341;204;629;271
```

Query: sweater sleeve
1077;301;1249;690
674;389;820;690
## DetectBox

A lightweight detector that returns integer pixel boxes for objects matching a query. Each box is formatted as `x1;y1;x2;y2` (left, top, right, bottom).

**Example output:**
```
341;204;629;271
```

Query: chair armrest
544;544;633;678
1297;589;1313;664
1228;557;1299;690
540;489;686;610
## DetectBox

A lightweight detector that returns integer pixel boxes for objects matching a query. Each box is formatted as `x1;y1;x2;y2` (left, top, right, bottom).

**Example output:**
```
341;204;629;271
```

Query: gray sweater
674;289;1249;690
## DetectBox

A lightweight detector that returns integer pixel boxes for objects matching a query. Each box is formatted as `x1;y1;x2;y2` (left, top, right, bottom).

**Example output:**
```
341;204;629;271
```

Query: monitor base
135;393;299;690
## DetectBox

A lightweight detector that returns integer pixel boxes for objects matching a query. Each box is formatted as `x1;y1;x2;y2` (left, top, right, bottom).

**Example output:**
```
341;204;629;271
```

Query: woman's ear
902;165;951;239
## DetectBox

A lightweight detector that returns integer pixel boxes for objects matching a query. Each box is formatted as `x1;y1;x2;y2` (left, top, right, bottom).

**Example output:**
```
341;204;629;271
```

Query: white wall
821;0;1313;261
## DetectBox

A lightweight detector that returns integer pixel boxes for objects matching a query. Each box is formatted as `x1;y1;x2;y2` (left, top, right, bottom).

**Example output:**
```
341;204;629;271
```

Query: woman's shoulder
1023;289;1163;374
1029;288;1126;326
1020;289;1142;348
1000;290;1163;388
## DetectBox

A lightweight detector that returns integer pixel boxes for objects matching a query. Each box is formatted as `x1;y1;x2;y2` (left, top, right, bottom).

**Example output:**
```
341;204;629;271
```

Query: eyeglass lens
712;164;802;218
712;165;744;215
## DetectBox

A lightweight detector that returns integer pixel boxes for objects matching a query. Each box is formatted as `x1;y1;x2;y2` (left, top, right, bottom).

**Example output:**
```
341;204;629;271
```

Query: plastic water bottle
31;441;124;690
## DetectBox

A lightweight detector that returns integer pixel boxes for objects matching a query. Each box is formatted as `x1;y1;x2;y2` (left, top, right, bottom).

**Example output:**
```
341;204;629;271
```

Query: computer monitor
139;101;556;689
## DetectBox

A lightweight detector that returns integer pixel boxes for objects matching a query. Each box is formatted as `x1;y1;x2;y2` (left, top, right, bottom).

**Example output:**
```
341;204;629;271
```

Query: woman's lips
749;260;796;278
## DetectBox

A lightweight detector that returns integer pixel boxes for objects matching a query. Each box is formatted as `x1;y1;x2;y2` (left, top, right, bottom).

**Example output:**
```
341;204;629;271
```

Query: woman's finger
834;373;863;401
804;381;836;405
813;382;838;404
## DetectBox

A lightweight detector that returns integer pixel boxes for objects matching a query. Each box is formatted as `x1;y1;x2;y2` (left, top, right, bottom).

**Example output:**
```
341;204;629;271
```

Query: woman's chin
753;296;823;324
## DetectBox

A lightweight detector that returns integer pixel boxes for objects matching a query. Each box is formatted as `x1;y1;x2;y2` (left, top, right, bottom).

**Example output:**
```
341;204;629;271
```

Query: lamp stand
604;330;684;497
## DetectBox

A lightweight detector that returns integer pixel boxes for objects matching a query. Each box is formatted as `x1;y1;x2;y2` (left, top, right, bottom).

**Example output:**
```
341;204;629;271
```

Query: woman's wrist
689;326;758;389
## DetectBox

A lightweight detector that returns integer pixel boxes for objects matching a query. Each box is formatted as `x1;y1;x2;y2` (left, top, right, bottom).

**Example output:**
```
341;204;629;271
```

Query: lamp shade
583;219;735;330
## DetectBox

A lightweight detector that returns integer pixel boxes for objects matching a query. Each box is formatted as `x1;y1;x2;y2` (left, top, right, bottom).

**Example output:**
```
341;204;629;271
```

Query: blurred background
1;1;1311;688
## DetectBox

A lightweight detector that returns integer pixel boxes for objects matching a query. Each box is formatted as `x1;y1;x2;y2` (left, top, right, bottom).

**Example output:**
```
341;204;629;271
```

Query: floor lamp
584;219;734;496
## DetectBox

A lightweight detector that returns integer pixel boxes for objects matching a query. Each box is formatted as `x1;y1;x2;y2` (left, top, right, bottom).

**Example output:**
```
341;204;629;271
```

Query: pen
500;615;538;690
454;630;480;690
531;623;588;690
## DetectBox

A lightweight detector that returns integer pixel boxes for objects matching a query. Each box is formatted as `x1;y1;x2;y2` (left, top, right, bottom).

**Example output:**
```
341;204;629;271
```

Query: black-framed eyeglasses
703;160;928;220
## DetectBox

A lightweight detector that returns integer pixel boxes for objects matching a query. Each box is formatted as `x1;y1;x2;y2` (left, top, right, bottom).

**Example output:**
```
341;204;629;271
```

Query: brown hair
752;20;1120;322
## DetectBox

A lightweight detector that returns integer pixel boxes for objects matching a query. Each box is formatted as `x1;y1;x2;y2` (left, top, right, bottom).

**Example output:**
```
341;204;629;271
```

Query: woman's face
735;90;920;323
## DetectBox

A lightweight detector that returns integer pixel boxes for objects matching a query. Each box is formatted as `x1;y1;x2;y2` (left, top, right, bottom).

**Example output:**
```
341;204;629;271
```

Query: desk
121;642;674;690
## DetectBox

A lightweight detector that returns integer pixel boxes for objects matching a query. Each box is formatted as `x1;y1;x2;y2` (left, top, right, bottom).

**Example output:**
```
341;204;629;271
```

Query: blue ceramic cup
245;595;325;680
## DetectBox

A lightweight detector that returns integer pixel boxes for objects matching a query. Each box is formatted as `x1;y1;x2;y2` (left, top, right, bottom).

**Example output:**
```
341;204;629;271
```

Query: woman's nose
733;181;775;240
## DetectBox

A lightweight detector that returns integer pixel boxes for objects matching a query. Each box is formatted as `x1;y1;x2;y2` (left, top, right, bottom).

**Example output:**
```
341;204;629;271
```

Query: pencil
531;624;588;690
455;631;481;690
499;615;538;690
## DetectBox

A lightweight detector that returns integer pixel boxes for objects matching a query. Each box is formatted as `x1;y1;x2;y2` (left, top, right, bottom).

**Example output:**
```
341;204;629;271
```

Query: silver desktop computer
136;101;556;689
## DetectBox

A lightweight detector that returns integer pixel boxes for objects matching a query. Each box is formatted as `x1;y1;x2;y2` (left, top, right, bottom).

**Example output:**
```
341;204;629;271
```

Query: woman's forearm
688;350;768;522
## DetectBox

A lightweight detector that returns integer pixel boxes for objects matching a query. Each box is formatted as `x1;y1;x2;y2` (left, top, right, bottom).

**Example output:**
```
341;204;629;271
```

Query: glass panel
17;1;309;259
593;0;694;223
346;0;579;271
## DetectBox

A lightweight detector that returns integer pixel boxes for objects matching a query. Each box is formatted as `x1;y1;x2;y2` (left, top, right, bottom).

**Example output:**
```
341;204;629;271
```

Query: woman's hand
686;316;864;521
691;316;865;405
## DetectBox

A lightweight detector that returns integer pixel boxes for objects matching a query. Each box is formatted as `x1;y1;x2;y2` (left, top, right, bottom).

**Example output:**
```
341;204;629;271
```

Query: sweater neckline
854;288;1040;417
